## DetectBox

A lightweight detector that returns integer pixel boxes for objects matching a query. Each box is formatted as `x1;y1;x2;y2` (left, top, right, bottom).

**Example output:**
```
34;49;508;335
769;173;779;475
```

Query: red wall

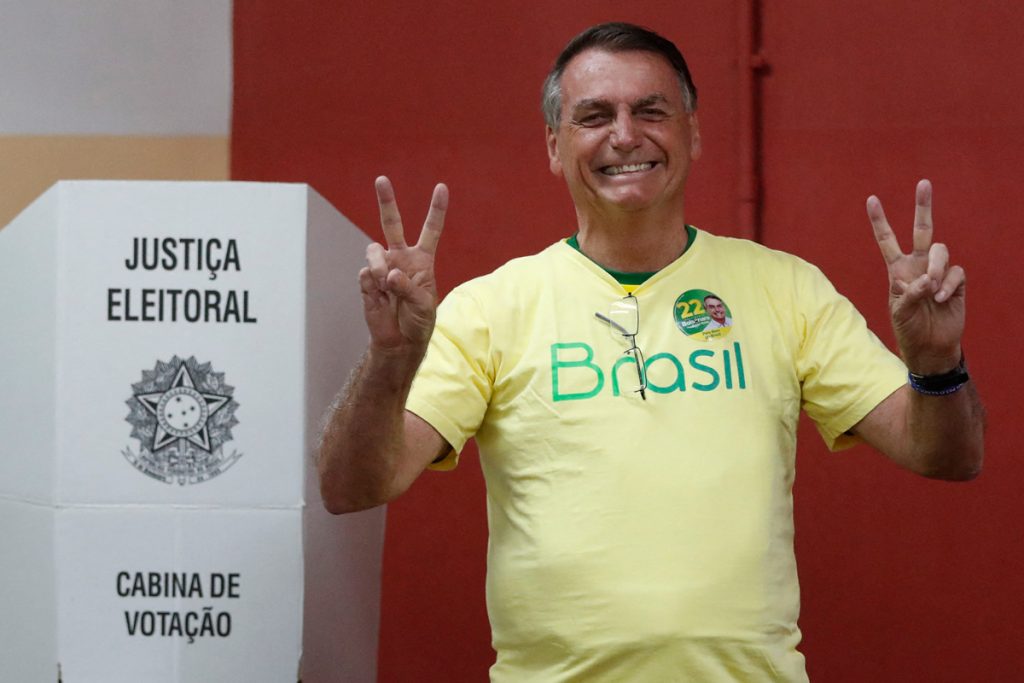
761;4;1024;680
233;2;1023;680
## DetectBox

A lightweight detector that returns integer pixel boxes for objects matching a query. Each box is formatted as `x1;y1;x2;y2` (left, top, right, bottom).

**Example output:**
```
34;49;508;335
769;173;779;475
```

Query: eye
638;107;668;120
575;112;611;127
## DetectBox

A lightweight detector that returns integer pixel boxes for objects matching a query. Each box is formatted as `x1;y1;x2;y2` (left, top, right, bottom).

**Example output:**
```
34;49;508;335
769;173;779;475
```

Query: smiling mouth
601;162;656;176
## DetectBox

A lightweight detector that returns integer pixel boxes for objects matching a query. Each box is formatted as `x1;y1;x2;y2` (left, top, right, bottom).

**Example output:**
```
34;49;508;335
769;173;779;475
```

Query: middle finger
912;179;933;256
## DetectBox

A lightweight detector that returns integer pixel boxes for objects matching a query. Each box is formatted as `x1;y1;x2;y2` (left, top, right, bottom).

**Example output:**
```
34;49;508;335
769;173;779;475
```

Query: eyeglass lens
607;295;639;338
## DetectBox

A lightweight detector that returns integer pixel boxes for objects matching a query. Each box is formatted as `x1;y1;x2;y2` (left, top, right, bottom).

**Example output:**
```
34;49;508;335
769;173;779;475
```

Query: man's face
546;49;701;216
705;297;726;324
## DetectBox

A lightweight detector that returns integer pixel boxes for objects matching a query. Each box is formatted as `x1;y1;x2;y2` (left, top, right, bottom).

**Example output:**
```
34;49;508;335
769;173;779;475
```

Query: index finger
375;176;407;248
416;183;448;254
912;178;933;255
867;194;903;265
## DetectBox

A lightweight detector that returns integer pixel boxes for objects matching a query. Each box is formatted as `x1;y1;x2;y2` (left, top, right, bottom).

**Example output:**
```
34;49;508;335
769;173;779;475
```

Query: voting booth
0;181;384;682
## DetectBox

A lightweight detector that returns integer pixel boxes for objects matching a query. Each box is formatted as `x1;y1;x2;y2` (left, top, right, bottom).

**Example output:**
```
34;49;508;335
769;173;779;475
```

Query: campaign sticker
673;289;734;340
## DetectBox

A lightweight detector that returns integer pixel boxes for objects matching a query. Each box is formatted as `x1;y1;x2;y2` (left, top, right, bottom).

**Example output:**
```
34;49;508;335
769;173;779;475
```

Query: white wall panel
0;0;231;135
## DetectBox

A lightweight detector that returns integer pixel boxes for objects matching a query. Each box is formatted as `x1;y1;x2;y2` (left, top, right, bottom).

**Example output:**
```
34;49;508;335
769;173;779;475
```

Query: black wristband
908;355;969;396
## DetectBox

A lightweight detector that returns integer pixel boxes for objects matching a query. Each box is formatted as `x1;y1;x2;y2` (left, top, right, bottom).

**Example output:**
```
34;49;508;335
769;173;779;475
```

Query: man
703;294;732;330
318;23;984;682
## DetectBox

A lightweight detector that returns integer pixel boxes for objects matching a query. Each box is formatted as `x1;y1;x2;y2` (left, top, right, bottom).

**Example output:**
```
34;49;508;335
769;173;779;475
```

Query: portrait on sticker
674;289;734;340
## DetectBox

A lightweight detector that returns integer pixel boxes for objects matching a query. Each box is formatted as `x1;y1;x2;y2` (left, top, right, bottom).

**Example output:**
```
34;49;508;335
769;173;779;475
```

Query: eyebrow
633;93;670;108
570;93;671;116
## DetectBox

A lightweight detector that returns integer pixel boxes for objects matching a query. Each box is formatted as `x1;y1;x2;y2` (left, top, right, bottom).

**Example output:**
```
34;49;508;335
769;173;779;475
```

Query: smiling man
704;295;732;330
318;23;984;682
543;46;700;274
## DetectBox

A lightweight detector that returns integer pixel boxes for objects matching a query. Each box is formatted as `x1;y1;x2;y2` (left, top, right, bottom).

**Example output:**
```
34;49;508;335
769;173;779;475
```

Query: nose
609;110;641;150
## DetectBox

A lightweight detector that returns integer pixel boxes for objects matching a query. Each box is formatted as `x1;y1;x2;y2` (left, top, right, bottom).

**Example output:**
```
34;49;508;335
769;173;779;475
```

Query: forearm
317;347;423;513
901;381;985;480
854;373;985;481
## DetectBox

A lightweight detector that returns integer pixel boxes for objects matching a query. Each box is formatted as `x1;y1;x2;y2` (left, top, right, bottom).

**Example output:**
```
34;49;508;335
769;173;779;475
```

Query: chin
601;192;660;212
594;179;678;212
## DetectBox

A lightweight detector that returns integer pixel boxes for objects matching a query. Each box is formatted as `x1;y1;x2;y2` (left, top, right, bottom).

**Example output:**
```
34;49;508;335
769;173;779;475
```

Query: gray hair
541;22;698;129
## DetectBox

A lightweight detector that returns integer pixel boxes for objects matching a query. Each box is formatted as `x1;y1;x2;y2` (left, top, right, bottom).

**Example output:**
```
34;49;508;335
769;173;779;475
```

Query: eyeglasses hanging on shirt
595;293;647;400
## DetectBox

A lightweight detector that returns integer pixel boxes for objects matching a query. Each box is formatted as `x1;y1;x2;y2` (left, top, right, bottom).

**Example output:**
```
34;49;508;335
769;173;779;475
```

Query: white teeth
603;163;654;175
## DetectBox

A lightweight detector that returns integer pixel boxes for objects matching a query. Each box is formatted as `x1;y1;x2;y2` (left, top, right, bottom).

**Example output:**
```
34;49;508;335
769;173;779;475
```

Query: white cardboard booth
0;181;383;682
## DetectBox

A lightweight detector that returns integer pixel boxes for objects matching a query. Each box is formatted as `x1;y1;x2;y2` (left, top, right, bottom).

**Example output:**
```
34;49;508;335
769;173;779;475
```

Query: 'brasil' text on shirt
551;341;746;401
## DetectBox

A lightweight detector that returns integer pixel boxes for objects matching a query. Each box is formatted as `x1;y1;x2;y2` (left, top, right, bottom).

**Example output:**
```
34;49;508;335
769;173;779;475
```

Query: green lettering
723;350;732;389
734;342;746;389
689;349;720;391
610;354;637;397
645;352;686;394
551;343;604;401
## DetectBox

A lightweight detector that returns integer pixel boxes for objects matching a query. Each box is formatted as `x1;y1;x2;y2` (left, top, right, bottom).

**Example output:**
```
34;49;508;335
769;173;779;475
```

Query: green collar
566;225;697;285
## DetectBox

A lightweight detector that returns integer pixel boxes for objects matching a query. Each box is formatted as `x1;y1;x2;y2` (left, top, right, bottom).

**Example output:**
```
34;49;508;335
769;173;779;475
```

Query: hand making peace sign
867;179;965;375
359;176;448;353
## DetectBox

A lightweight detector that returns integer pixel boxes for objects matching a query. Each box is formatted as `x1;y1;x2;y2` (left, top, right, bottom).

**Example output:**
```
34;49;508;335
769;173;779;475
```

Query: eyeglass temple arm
594;312;630;336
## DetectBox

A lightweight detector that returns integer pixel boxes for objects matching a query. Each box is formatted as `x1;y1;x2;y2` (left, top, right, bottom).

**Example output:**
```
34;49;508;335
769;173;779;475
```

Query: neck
575;206;689;272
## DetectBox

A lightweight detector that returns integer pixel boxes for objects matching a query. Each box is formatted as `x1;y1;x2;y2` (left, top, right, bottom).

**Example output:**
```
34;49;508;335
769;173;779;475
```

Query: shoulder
691;229;855;338
442;240;572;303
697;230;825;274
695;229;839;295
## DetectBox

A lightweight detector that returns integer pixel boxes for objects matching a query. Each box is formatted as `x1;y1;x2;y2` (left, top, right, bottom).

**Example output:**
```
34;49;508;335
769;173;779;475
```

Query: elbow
319;486;387;515
316;451;378;515
319;475;392;515
948;437;985;482
318;479;352;515
317;461;400;515
320;488;354;515
317;459;348;514
316;441;413;514
955;449;984;481
927;463;982;482
321;499;359;516
920;448;984;483
946;455;984;482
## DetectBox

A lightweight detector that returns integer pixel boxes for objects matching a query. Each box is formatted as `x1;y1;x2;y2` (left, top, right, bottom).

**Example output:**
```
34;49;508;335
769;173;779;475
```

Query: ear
546;126;563;177
688;113;702;161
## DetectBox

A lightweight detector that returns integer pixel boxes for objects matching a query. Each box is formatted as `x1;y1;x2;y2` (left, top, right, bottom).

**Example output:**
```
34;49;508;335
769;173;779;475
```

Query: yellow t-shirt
406;229;906;682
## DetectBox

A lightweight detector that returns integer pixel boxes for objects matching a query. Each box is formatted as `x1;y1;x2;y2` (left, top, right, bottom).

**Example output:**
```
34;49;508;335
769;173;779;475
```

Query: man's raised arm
318;177;451;514
853;179;985;480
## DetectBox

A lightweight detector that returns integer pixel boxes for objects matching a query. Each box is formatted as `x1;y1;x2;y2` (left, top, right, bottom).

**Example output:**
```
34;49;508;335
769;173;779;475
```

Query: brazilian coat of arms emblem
124;356;242;485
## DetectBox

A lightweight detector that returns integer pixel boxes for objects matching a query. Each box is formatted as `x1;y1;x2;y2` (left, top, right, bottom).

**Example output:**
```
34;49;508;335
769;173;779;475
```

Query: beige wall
0;136;228;228
0;1;231;229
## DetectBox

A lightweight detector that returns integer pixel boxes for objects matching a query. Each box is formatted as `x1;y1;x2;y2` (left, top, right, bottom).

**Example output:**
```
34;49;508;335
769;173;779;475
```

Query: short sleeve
794;265;907;451
405;286;494;469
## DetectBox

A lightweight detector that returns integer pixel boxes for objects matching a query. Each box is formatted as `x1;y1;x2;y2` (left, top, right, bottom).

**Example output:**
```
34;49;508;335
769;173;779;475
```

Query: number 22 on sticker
676;299;705;317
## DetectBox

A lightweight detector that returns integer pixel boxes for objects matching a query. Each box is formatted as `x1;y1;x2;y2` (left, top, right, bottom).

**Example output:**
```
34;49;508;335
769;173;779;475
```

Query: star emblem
135;362;231;453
